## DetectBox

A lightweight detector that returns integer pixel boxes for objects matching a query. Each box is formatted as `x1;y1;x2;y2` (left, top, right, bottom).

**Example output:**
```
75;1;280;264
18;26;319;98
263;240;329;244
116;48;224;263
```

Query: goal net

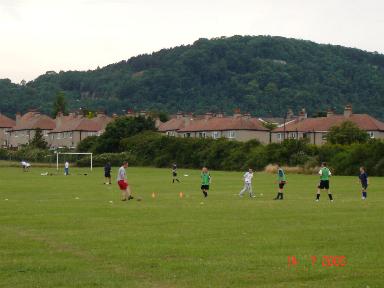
56;152;93;171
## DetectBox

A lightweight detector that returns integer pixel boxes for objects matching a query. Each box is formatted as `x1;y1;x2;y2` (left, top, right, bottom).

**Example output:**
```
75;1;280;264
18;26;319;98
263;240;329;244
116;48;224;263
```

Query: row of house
159;105;384;145
0;110;112;149
1;105;383;149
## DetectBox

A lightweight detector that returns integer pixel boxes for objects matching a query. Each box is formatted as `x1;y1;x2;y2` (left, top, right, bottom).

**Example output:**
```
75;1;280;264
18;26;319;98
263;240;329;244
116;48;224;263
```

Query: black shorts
173;172;177;177
105;172;111;178
279;181;286;189
361;183;368;190
201;185;209;190
318;180;329;189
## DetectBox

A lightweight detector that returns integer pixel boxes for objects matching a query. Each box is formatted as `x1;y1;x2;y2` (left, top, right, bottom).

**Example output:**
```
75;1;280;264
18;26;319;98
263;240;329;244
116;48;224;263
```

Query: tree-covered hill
1;35;384;119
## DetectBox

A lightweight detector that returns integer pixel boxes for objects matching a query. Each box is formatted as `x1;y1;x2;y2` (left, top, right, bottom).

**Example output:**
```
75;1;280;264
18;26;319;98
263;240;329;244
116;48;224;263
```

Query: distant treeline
1;35;384;119
73;131;384;176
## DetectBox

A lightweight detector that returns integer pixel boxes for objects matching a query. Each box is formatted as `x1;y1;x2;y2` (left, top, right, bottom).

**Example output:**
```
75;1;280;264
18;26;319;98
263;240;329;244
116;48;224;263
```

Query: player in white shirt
21;161;31;171
117;161;133;201
239;168;256;198
64;161;69;176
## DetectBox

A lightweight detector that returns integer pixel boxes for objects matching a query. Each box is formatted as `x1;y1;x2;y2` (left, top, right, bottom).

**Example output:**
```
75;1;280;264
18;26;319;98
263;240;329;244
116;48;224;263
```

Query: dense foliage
1;36;384;119
326;121;369;145
75;131;384;176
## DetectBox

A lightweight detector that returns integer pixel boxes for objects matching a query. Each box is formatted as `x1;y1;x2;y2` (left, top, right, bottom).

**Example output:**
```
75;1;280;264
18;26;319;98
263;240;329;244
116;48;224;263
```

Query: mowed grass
0;166;383;288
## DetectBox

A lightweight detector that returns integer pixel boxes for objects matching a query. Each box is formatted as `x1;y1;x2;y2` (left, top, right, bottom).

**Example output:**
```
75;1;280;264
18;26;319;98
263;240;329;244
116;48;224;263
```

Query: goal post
56;152;93;171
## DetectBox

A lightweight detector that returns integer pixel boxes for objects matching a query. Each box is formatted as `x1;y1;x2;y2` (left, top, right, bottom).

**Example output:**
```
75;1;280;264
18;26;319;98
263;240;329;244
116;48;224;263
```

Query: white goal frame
56;152;93;171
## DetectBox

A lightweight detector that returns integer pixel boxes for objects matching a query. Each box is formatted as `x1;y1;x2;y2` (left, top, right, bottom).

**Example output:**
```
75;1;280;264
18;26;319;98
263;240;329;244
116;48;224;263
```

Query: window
212;131;220;139
322;133;327;140
277;133;282;140
290;133;297;139
199;132;206;138
228;131;236;139
368;131;375;139
184;133;191;138
43;130;49;137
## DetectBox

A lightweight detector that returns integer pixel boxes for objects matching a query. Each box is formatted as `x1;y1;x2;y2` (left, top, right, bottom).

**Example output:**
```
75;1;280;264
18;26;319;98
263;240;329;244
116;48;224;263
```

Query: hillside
1;35;384;119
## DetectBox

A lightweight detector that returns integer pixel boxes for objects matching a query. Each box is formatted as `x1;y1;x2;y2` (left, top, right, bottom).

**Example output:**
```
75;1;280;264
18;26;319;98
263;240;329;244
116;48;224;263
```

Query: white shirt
65;162;69;169
117;166;126;181
243;172;253;184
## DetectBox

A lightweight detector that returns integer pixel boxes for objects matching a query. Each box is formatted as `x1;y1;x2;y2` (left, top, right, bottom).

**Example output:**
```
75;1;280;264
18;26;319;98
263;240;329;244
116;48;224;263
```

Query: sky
1;0;383;83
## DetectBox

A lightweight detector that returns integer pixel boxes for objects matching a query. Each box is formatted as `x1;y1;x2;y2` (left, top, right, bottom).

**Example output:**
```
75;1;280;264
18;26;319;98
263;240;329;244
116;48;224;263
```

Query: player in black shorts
172;163;180;183
358;166;368;200
104;162;112;184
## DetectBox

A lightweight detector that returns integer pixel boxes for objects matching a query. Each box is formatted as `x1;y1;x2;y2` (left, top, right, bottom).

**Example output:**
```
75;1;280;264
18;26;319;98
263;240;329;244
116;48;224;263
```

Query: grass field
0;166;383;288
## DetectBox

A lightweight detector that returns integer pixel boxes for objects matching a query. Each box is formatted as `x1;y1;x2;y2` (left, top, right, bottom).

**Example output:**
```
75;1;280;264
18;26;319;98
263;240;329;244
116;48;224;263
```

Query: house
8;111;56;148
0;113;16;148
160;112;270;143
49;112;112;148
158;112;194;136
271;105;384;145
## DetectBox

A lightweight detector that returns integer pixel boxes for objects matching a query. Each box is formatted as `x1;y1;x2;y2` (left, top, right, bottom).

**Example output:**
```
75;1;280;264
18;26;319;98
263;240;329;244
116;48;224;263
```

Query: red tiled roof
274;114;384;132
179;117;268;132
11;112;55;131
0;113;15;128
50;114;112;133
158;118;187;132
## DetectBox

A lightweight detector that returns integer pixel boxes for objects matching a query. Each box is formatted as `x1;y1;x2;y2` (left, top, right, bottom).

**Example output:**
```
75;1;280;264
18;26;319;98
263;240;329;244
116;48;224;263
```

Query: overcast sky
1;0;383;83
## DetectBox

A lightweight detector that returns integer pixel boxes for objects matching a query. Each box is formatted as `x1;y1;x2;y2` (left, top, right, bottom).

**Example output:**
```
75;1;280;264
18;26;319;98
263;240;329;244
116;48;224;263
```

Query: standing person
64;161;69;176
172;163;180;183
201;167;211;198
239;168;255;198
117;161;133;201
104;162;112;184
316;162;333;202
358;167;368;200
274;164;286;200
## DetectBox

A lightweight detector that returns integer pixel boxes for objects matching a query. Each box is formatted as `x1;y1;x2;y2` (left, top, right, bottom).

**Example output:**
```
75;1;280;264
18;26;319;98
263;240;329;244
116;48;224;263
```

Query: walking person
117;161;133;201
172;163;180;183
239;168;255;198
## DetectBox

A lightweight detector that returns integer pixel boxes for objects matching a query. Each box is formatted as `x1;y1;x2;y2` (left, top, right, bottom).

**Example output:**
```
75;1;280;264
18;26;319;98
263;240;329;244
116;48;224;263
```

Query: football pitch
0;166;383;288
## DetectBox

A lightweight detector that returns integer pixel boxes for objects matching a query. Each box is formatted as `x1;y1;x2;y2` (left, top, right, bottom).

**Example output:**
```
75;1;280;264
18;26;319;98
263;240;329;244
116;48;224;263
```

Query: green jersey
319;167;331;181
277;168;286;182
201;172;210;185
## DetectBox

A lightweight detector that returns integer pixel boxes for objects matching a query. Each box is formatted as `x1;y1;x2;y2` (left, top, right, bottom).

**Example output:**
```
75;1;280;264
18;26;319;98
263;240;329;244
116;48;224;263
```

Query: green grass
0;166;383;288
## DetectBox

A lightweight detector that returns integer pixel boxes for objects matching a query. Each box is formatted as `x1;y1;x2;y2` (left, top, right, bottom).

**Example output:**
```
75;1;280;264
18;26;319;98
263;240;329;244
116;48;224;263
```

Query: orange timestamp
288;255;347;268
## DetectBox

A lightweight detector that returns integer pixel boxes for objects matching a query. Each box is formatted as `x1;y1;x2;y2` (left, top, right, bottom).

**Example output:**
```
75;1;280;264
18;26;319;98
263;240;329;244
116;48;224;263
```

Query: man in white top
239;168;255;198
21;161;31;172
64;161;69;176
117;161;133;201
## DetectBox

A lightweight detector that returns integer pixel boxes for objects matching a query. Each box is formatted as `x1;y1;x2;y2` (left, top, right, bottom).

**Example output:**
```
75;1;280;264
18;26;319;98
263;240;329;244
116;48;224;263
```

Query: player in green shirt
316;162;333;202
274;163;286;200
201;167;211;198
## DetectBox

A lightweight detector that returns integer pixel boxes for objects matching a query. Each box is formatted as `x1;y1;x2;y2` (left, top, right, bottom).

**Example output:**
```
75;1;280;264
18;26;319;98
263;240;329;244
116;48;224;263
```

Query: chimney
56;112;64;128
286;109;294;120
344;104;352;118
126;110;135;117
327;109;334;118
16;112;21;125
176;111;183;119
299;108;307;121
233;108;242;118
243;112;251;119
205;112;213;120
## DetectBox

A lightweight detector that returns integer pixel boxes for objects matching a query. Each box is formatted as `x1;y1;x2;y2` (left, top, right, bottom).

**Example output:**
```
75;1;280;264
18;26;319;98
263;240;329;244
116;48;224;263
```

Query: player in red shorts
117;161;133;201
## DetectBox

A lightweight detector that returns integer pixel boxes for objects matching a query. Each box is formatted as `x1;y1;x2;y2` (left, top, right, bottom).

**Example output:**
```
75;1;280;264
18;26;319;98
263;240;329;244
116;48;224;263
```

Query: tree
29;128;48;149
94;116;156;153
326;121;369;145
52;91;67;117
